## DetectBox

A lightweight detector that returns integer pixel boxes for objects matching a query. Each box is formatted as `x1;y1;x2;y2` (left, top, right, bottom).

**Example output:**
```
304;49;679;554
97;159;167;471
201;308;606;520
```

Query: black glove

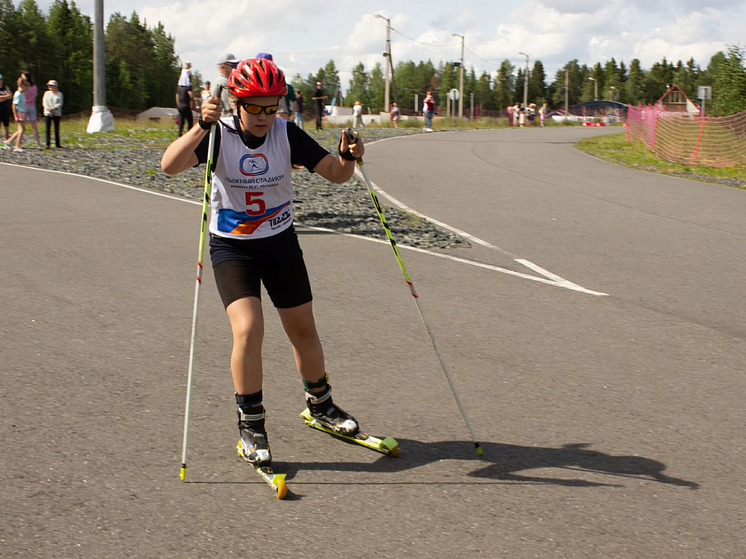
338;128;357;161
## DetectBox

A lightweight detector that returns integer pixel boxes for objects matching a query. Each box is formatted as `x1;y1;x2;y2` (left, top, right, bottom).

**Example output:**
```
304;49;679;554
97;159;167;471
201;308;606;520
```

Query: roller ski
300;383;398;457
236;407;288;500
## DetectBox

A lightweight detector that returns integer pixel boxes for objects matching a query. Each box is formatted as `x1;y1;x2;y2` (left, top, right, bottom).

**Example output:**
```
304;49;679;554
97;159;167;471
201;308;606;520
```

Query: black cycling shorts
209;227;313;309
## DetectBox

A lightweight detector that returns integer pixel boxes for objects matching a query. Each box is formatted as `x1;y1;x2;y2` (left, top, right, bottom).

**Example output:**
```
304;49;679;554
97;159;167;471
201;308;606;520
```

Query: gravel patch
1;128;468;249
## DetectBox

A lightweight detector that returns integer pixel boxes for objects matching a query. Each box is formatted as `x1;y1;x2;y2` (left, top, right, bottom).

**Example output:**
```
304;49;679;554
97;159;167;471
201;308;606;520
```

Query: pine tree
494;60;515;111
711;45;746;116
47;0;92;113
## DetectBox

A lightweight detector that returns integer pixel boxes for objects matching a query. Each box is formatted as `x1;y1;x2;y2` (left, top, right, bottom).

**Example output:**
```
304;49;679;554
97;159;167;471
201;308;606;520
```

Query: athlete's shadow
289;439;699;489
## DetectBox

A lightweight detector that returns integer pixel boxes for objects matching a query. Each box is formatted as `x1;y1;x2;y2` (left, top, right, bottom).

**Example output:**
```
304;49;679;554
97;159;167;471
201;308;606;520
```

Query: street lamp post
375;14;391;112
87;0;114;132
518;52;529;110
588;76;598;101
452;33;464;119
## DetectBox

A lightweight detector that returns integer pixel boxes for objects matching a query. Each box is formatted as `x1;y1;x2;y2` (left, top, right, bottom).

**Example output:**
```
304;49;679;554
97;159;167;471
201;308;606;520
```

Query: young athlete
161;58;364;467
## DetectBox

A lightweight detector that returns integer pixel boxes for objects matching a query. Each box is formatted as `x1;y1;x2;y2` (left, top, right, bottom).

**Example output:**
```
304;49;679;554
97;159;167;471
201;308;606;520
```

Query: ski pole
180;111;219;481
348;130;483;456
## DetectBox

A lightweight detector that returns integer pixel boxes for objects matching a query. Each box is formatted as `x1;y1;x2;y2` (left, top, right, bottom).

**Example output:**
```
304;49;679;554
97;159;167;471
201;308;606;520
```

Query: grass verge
55;116;745;190
576;131;746;190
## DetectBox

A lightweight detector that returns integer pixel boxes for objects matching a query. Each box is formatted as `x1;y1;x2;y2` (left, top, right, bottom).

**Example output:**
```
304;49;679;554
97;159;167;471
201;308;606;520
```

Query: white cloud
29;0;746;93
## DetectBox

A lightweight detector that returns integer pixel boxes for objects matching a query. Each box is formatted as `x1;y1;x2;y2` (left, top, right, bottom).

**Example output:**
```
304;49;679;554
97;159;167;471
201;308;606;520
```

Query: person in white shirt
352;100;365;128
177;62;192;87
42;80;64;148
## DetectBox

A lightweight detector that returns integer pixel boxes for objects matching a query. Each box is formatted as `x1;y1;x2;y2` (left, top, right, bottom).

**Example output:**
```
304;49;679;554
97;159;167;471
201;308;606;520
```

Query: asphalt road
2;127;744;557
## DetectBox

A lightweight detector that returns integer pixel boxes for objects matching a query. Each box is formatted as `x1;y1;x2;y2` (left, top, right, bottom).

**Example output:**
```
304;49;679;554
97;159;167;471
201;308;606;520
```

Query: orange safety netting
626;105;746;167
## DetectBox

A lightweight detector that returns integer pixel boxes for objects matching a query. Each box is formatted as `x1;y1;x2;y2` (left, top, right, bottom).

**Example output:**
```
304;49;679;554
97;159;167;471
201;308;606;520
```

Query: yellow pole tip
475;443;483;455
180;466;186;481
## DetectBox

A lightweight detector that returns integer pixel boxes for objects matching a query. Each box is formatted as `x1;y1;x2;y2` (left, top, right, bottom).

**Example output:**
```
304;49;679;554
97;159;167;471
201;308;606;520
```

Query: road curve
1;130;744;556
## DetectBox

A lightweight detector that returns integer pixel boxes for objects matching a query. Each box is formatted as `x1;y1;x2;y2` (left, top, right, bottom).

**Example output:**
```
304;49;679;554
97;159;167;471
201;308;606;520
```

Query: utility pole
452;33;464;118
87;0;114;132
375;15;391;112
564;69;569;118
519;52;529;110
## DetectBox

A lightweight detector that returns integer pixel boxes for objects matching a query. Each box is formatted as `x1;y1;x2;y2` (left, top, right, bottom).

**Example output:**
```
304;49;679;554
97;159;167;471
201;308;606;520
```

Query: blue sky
33;0;745;92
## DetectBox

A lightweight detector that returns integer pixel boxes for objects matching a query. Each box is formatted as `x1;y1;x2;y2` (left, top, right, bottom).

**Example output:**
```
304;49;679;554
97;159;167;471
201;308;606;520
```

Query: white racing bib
209;118;293;239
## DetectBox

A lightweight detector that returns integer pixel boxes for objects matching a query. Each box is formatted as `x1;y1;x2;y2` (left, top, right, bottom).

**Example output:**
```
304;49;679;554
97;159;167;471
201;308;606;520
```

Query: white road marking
3;161;608;296
353;165;608;297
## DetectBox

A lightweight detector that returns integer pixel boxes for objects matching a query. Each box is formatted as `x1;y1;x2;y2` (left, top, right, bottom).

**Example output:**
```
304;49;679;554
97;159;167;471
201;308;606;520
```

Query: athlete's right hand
200;96;221;123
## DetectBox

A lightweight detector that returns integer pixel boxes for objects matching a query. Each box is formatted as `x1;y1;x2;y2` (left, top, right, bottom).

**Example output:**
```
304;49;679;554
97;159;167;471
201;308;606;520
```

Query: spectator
283;81;296;122
4;77;29;152
312;81;326;130
256;52;296;121
213;53;238;118
294;90;304;130
21;72;42;148
42;80;64;148
175;67;194;136
540;103;547;127
201;81;212;108
177;61;192;87
390;102;400;128
352;100;365;128
0;74;11;141
423;90;435;132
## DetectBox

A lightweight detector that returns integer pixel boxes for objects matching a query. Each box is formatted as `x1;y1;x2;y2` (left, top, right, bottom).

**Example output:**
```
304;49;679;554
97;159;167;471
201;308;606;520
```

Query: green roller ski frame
236;441;288;500
299;408;399;457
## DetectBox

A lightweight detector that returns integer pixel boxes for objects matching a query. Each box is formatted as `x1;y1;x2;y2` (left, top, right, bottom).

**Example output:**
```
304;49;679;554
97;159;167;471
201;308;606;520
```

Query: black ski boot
237;407;272;466
305;385;359;436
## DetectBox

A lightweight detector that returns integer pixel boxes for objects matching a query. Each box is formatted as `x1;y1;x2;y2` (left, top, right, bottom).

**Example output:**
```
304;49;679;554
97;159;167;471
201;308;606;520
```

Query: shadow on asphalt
283;439;700;490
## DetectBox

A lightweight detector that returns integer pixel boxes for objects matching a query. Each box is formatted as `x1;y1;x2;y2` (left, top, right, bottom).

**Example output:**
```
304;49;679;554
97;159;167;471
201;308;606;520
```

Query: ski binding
236;440;288;499
299;408;399;457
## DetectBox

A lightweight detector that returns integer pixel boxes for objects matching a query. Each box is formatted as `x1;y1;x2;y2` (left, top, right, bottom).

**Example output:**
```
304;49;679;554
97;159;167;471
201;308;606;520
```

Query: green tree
671;58;698;100
368;62;385;113
105;12;157;110
47;0;92;113
347;62;370;109
584;62;601;101
645;57;675;102
711;45;746;116
551;60;583;108
704;51;727;82
494;59;515;110
319;60;340;105
393;60;417;108
15;0;54;84
625;59;646;105
0;0;21;79
149;22;179;108
603;58;623;101
439;62;458;112
514;67;525;104
474;70;493;110
527;60;546;104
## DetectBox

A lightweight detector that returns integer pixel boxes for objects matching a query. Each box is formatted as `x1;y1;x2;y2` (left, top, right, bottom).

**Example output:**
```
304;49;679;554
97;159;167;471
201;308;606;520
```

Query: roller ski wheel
299;408;399;457
236;440;288;500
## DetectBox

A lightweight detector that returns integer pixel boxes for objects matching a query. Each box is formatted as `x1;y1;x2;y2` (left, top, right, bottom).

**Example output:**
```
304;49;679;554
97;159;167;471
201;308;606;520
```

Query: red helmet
227;58;287;98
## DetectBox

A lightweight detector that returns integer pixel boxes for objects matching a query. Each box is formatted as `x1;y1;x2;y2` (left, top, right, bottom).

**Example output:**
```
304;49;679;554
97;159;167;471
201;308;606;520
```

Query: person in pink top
21;71;42;148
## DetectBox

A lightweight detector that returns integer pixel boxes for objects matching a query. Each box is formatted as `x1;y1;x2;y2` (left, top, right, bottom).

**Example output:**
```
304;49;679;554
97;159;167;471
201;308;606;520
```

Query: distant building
654;84;699;114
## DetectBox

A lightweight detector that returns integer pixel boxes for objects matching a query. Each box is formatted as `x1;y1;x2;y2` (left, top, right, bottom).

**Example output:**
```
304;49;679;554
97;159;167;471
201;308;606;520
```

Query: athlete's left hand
341;129;364;160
